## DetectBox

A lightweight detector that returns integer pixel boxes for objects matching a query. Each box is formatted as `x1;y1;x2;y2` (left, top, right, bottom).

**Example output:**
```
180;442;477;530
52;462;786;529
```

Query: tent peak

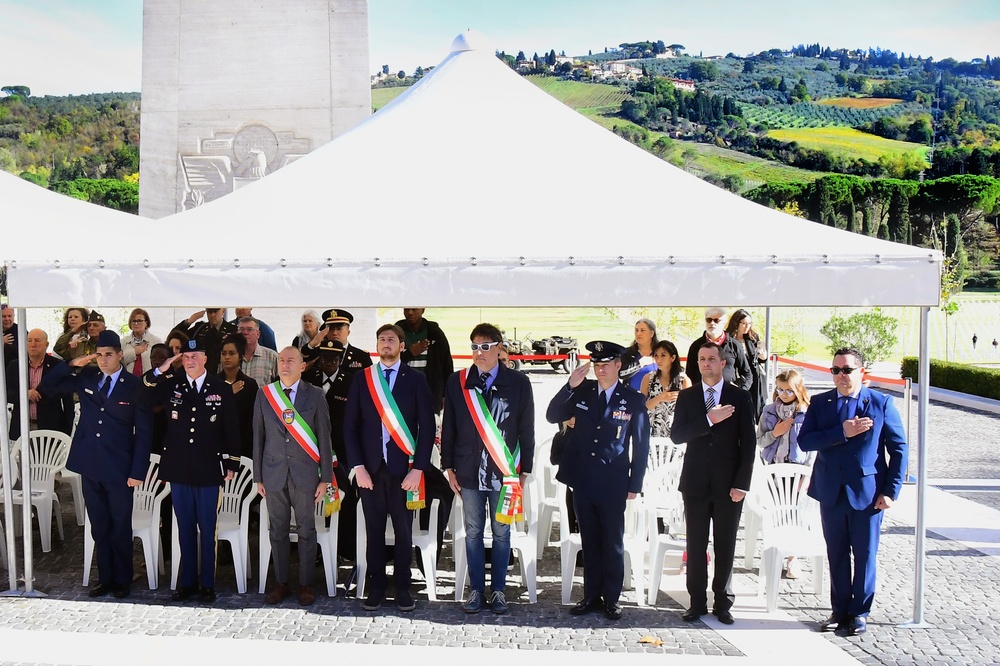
450;30;491;54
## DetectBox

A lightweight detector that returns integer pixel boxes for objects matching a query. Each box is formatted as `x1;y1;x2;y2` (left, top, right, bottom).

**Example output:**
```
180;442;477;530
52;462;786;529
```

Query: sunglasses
830;366;859;375
705;317;722;324
471;341;501;352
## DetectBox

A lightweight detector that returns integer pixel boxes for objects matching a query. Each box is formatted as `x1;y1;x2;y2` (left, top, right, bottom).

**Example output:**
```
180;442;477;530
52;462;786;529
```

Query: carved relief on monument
179;124;310;209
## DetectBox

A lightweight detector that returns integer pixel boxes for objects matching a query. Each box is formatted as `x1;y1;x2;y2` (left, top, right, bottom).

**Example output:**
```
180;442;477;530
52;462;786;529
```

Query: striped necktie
705;386;716;411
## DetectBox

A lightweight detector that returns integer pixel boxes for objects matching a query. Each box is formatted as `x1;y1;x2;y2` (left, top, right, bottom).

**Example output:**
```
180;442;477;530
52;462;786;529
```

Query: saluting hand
187;310;206;324
159;354;182;373
568;361;591;389
69;353;96;368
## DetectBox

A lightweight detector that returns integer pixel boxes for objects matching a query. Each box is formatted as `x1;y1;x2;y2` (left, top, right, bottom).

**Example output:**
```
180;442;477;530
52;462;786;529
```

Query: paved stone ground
4;377;1000;665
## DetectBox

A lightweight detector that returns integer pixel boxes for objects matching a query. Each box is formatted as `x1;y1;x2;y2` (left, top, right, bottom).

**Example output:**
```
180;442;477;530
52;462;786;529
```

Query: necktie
383;367;394;386
705;386;716;411
478;370;489;393
839;396;850;423
283;387;292;401
100;375;112;400
597;390;608;415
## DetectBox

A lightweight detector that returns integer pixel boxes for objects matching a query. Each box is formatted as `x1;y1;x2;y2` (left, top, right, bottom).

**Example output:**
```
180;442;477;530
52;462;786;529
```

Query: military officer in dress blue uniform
144;338;241;603
546;340;650;620
41;330;152;599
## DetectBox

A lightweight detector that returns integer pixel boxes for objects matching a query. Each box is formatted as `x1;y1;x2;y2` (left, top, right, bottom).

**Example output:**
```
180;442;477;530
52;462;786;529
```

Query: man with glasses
237;316;278;385
671;341;756;625
546;340;649;621
799;347;907;637
441;323;535;615
685;307;751;390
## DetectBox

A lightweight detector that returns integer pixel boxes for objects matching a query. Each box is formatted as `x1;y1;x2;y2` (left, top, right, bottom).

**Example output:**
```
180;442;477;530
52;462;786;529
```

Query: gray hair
705;306;727;319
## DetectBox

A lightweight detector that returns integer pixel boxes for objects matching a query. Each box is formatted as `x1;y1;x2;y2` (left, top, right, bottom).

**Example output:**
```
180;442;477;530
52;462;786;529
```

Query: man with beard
685;307;751;390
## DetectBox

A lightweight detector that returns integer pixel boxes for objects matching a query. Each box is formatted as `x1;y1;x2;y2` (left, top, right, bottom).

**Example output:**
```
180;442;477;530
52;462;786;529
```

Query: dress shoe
199;587;217;604
489;590;509;615
88;583;113;598
362;590;384;611
265;583;290;605
604;601;623;620
713;609;735;625
819;613;845;632
570;597;603;616
298;585;316;607
462;589;484;614
170;586;199;602
396;590;415;612
112;584;131;599
836;616;867;637
682;606;708;622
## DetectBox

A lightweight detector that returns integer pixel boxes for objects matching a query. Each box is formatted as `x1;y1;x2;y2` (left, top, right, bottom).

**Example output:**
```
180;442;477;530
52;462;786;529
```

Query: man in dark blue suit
547;340;649;621
345;324;435;612
799;347;908;637
41;330;152;599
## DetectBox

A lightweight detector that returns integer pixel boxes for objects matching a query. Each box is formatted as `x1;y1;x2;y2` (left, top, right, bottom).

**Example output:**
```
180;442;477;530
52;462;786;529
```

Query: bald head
26;328;48;361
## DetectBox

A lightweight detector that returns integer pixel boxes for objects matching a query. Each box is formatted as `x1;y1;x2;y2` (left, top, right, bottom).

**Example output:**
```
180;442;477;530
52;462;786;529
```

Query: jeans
460;487;510;594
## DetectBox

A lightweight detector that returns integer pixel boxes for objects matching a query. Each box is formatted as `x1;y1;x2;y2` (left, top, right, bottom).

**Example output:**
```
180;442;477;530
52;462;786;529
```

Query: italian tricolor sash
364;365;425;509
460;368;523;524
263;382;340;514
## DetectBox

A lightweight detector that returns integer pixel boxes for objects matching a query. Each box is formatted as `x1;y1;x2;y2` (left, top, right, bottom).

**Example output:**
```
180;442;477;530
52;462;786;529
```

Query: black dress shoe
713;609;735;625
88;583;113;598
112;585;131;599
682;606;708;622
570;598;602;616
199;587;217;604
170;586;199;602
604;601;623;620
836;616;867;637
819;613;845;632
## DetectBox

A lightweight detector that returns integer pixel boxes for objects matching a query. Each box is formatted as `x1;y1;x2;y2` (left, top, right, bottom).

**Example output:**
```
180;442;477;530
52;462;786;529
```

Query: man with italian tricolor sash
253;347;334;607
442;323;535;616
345;324;435;612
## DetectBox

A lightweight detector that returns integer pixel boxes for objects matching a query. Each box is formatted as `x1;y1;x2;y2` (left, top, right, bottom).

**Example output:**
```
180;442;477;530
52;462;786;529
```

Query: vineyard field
767;126;930;162
817;97;903;109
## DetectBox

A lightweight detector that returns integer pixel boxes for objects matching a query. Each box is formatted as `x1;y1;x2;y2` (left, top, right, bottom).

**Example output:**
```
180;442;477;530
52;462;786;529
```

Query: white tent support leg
901;305;931;628
16;308;40;595
0;330;19;593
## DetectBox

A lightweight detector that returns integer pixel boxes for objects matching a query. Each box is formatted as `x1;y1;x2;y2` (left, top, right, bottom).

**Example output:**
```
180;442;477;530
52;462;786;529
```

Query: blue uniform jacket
41;361;152;483
547;379;649;497
798;386;908;510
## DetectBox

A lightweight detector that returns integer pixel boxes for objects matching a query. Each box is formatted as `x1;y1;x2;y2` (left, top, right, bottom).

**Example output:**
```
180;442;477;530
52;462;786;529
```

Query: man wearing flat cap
546;340;649;621
41;330;152;599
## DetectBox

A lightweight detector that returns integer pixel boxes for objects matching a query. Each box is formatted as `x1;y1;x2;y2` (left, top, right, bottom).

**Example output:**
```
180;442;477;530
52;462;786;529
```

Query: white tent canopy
5;31;940;309
1;169;140;231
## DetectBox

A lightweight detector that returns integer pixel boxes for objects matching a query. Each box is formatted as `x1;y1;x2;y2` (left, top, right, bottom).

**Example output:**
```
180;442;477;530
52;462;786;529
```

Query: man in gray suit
253;346;334;606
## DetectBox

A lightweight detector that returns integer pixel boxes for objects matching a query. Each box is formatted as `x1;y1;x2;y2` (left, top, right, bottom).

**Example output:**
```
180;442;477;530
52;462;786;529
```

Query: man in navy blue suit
41;330;152;599
799;347;908;637
547;340;649;621
345;324;435;612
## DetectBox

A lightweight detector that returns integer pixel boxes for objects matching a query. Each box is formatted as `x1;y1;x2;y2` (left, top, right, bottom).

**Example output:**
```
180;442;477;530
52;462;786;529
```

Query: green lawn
372;87;407;111
767;127;930;164
524;75;632;110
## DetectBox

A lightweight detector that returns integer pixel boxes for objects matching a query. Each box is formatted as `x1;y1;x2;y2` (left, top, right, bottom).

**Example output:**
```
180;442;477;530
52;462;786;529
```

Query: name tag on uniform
575;402;589;410
282;409;294;424
84;388;94;395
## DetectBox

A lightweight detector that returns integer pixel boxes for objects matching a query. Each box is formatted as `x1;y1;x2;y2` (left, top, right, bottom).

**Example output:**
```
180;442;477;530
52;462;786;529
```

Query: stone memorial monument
139;0;371;218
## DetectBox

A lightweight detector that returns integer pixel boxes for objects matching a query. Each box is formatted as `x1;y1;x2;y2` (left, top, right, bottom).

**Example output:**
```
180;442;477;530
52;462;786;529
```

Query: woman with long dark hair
726;309;767;421
640;340;691;437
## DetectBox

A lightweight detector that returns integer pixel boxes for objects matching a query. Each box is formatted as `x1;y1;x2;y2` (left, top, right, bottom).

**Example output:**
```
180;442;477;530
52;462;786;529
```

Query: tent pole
763;306;773;393
16;308;40;595
901;305;931;628
0;314;20;593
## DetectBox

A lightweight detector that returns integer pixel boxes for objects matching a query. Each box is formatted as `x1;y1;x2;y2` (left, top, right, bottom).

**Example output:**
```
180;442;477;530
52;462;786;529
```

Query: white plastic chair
355;497;440;601
83;454;170;589
452;476;538;603
533;437;561;558
645;460;687;605
170;456;258;593
558;482;647;605
647;437;685;472
258;488;343;597
9;430;70;552
758;463;825;612
742;453;770;569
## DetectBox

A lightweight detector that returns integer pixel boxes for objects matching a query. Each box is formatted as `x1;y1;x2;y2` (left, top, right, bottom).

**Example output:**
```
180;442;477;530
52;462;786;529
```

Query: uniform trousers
683;494;743;612
359;461;413;593
265;469;320;587
172;483;221;589
82;476;135;586
573;487;627;604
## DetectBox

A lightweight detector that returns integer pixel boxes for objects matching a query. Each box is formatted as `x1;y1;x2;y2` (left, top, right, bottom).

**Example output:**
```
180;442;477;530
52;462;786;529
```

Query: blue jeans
460;487;510;594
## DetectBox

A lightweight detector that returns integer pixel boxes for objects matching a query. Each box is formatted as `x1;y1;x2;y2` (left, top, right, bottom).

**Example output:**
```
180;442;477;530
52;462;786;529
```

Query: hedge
900;357;1000;400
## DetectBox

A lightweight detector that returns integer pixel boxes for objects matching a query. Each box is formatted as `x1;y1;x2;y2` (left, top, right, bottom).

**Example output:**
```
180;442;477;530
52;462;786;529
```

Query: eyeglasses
775;388;796;396
470;341;501;352
705;317;722;324
130;319;146;324
830;366;859;375
238;327;258;334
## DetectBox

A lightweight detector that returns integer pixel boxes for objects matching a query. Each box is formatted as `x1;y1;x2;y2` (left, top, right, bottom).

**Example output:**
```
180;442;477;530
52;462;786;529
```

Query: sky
2;0;999;96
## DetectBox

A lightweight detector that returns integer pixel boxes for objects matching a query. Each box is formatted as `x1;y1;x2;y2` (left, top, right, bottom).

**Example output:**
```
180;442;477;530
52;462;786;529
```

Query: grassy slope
816;97;903;108
767;126;930;162
372;87;407;111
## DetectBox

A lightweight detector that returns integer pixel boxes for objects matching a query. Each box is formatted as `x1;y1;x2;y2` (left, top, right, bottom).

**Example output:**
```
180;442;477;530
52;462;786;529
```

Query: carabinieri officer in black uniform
546;340;649;621
144;337;240;603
